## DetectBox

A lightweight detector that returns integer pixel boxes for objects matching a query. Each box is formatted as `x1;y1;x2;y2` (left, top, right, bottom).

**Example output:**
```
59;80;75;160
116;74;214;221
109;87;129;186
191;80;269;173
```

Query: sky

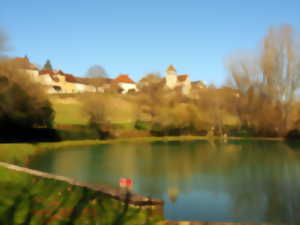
1;0;300;85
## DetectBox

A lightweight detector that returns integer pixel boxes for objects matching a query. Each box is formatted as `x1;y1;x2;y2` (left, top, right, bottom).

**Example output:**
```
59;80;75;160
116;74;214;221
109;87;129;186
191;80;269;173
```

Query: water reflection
30;140;300;224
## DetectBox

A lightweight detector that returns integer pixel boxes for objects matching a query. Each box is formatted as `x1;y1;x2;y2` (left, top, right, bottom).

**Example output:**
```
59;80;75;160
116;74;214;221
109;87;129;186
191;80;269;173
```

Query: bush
150;123;198;137
58;128;99;140
228;127;257;137
285;129;300;140
134;121;150;130
113;129;150;138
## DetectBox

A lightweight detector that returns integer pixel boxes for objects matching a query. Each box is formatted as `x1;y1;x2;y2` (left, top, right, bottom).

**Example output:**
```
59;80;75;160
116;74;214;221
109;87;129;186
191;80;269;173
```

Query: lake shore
0;136;294;225
0;136;284;166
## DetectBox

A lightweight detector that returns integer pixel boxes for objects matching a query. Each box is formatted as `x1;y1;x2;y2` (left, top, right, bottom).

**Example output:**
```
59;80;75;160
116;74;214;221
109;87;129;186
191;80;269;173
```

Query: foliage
137;73;162;90
0;60;54;131
80;93;115;139
57;127;99;140
135;121;150;130
43;59;53;70
285;129;300;140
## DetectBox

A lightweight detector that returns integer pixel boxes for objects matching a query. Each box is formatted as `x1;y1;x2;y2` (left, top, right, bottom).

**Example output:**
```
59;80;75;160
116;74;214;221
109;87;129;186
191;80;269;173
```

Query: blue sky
1;0;299;85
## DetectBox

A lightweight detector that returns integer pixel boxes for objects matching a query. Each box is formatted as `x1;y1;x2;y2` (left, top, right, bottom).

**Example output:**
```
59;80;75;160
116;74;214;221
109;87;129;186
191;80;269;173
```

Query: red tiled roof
76;77;112;85
167;65;176;72
40;69;113;85
178;74;188;82
12;57;38;70
64;74;77;83
39;70;61;82
115;74;135;84
39;69;55;76
39;70;78;83
76;77;89;84
56;70;65;75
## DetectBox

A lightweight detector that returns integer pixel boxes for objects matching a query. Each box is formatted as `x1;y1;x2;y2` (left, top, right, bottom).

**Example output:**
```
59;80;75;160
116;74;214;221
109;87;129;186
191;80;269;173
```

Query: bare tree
86;65;108;92
80;93;113;138
227;24;300;135
0;28;9;55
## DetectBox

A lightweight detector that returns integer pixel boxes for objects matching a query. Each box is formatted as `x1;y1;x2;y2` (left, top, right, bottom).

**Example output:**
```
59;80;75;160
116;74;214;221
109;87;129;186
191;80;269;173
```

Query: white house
114;74;137;94
25;69;40;82
39;70;56;85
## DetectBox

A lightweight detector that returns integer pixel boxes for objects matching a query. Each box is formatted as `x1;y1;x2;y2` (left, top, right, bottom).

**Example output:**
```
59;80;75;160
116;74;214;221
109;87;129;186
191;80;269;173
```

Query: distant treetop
86;65;107;78
43;59;53;71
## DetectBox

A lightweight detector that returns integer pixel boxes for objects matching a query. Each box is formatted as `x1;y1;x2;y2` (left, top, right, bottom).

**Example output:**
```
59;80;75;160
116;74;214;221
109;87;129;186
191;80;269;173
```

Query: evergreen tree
43;59;53;70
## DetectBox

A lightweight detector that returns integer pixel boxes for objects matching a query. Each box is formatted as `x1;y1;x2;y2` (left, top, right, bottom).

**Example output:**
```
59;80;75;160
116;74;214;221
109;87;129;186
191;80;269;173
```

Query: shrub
134;121;150;130
286;129;300;140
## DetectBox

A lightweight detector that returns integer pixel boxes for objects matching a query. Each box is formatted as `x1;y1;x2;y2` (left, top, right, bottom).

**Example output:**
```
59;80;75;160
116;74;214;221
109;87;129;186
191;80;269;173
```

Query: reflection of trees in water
100;140;300;223
0;167;162;225
102;141;243;195
32;141;300;223
227;142;300;223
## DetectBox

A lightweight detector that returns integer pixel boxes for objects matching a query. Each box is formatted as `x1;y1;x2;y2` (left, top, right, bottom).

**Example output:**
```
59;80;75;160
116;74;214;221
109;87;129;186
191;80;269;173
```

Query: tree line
1;24;300;141
81;25;300;138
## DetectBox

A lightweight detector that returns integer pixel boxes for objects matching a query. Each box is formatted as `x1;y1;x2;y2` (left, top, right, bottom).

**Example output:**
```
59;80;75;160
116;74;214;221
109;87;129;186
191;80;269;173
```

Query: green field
51;96;137;127
51;98;88;126
51;95;239;129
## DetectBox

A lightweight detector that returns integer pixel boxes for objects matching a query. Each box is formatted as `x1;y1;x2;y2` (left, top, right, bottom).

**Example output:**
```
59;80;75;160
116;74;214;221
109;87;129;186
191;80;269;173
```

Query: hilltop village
11;57;206;95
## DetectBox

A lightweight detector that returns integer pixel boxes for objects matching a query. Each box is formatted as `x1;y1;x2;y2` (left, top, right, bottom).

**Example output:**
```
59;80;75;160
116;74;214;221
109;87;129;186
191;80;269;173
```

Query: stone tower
165;65;177;89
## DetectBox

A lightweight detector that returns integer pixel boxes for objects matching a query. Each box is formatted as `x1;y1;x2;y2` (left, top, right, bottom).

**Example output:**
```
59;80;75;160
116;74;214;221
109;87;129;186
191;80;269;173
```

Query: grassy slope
51;95;239;129
0;165;163;225
51;98;88;126
51;96;137;127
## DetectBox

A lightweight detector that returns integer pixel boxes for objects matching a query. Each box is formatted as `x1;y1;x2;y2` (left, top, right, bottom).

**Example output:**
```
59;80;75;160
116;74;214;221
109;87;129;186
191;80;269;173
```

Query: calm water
29;140;300;224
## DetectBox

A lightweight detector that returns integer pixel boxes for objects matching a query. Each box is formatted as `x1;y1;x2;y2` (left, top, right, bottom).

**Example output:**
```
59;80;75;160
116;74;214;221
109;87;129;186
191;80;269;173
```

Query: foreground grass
0;165;163;225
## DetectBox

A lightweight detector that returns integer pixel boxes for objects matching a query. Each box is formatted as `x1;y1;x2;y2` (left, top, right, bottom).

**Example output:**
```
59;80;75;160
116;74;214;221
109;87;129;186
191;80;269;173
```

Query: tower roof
167;65;176;72
11;57;38;70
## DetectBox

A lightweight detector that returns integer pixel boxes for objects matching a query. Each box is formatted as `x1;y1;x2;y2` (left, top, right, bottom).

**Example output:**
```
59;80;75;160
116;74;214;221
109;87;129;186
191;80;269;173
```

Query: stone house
165;65;191;95
11;57;40;82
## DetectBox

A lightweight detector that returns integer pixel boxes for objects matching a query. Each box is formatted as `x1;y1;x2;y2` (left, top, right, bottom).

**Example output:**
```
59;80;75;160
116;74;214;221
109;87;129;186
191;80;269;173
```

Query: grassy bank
0;165;163;225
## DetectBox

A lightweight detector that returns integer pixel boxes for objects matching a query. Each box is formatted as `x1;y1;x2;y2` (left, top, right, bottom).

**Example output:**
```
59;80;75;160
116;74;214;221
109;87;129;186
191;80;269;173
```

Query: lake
29;140;300;224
